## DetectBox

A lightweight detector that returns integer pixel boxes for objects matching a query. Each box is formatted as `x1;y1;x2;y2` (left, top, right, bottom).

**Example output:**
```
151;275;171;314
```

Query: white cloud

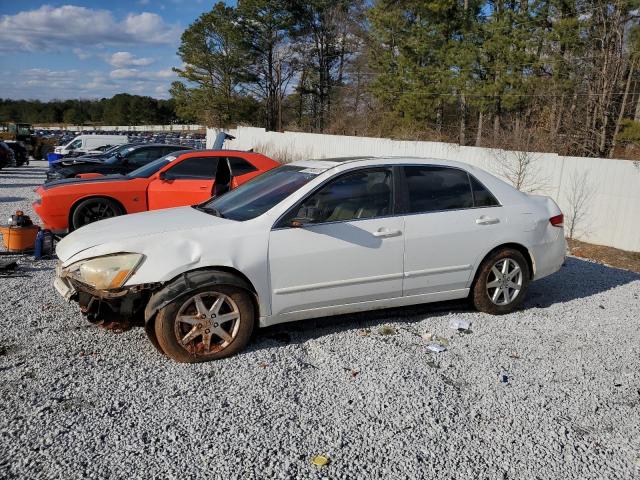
0;5;181;51
110;68;177;80
155;68;176;78
107;51;155;68
73;48;91;60
0;66;174;101
110;68;141;79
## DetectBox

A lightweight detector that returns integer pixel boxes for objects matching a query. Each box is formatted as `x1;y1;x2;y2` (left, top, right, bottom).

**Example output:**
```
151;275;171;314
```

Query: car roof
288;156;474;171
129;143;185;149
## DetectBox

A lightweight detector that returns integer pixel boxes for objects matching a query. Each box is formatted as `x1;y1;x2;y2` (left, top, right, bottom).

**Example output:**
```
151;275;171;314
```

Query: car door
269;167;405;318
147;155;219;211
227;156;260;185
401;165;504;296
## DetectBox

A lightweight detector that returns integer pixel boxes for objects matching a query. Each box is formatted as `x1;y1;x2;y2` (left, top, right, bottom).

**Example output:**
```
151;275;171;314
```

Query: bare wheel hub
174;292;241;355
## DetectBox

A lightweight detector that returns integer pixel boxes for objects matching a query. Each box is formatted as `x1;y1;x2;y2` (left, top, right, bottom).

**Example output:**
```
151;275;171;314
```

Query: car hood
52;157;105;167
56;206;231;264
43;174;127;189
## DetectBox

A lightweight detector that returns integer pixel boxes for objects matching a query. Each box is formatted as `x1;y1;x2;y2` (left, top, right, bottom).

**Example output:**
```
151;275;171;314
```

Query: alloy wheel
486;258;523;305
78;202;118;225
174;292;241;355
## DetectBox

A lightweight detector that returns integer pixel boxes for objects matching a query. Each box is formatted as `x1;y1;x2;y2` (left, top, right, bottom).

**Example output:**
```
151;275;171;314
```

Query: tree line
172;0;640;158
0;94;177;126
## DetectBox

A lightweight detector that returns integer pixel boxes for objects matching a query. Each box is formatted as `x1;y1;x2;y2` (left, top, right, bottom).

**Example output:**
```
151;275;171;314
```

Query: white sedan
55;157;566;363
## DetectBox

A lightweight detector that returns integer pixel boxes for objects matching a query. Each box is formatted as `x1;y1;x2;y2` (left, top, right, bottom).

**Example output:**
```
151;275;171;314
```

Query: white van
54;135;129;155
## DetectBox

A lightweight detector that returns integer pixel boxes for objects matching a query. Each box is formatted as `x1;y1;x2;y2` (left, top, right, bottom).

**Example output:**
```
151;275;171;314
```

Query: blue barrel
47;153;62;165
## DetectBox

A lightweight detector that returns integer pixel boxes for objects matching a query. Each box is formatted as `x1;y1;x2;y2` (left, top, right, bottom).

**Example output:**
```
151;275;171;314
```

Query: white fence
36;124;204;132
208;126;640;252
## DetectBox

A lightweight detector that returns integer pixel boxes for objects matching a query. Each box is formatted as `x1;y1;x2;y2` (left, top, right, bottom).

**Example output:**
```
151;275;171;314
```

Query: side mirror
159;171;169;181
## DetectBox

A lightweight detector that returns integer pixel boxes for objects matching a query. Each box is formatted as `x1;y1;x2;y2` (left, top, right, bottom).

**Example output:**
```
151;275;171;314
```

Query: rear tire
472;248;530;314
154;285;254;363
71;197;123;230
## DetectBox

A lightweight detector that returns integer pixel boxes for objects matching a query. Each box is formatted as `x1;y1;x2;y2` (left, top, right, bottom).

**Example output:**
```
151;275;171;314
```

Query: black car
58;143;137;161
4;141;29;166
46;144;187;182
0;142;13;170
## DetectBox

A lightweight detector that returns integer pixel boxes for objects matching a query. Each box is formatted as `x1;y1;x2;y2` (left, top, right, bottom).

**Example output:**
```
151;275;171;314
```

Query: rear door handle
476;216;500;225
372;227;402;238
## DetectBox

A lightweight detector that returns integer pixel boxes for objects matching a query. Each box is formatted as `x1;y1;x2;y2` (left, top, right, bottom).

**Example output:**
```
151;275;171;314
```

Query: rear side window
469;175;500;207
167;156;218;179
403;166;473;213
228;157;257;176
163;146;184;155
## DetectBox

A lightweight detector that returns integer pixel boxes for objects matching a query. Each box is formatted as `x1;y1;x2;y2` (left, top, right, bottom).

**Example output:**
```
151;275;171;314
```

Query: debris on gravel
1;162;640;479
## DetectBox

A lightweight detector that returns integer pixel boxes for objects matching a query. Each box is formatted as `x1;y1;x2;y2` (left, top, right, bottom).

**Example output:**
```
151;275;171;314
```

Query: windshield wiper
194;205;225;218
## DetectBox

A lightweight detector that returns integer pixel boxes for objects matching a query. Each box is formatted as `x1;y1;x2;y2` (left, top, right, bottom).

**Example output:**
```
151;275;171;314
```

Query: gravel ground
1;161;640;479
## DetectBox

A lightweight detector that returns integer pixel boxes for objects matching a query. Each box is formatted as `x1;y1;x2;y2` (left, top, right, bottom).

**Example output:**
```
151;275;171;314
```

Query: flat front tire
472;248;530;314
154;285;254;363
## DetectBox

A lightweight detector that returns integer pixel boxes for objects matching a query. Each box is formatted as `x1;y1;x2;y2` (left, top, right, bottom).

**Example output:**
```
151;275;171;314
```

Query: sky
0;1;231;101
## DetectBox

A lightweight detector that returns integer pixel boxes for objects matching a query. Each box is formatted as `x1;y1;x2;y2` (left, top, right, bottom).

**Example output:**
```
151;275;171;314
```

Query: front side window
403;166;473;213
287;168;393;225
68;139;82;149
166;156;218;179
127;153;179;178
126;148;154;166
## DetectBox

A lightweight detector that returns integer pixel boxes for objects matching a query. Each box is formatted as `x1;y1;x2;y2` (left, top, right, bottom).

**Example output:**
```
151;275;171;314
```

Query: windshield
127;153;181;178
103;144;131;155
67;139;82;149
104;145;138;164
198;166;321;221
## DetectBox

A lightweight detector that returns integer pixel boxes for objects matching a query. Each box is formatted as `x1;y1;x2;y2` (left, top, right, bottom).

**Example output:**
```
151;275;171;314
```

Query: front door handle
476;216;500;225
372;227;402;238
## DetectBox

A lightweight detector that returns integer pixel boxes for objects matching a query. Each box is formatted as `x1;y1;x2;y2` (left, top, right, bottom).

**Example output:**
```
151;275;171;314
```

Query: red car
33;150;279;233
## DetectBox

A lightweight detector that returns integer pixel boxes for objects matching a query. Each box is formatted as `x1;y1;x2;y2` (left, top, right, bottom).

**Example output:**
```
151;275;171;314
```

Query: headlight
67;253;144;290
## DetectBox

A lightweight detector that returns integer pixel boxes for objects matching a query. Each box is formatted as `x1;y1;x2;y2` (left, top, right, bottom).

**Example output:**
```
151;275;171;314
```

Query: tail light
549;214;564;227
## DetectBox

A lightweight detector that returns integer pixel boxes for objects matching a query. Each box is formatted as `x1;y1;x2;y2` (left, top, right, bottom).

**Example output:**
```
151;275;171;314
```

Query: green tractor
0;123;56;161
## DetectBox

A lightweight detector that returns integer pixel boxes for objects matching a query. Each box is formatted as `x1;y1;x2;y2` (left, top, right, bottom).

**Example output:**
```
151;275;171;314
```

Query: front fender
144;269;256;323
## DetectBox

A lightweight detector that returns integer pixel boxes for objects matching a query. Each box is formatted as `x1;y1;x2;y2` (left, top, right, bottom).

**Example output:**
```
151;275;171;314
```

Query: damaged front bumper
55;263;159;325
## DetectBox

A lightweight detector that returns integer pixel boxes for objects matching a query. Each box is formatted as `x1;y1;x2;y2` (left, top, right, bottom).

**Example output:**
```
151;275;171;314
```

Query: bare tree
489;127;551;193
564;171;595;240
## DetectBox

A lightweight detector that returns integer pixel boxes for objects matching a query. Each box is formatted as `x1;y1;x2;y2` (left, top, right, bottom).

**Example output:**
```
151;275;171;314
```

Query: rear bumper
531;230;567;281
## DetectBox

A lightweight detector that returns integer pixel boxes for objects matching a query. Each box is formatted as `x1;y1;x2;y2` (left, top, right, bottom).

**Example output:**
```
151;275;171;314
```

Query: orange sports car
33;150;279;233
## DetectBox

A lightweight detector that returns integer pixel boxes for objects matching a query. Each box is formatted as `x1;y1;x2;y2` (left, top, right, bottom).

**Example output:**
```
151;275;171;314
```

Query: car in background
63;143;121;158
46;144;186;182
0;141;14;169
35;150;279;232
53;156;566;363
51;143;138;164
54;134;128;156
4;141;29;166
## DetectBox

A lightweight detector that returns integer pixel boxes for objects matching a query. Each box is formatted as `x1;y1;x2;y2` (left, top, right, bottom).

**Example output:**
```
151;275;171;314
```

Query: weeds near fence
252;141;315;164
